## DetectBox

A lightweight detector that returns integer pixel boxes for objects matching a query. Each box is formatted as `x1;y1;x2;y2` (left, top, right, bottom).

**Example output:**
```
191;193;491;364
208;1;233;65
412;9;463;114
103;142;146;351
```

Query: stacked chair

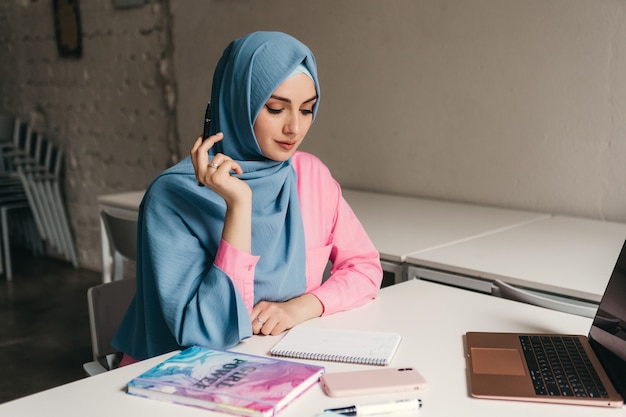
0;113;41;279
0;112;78;280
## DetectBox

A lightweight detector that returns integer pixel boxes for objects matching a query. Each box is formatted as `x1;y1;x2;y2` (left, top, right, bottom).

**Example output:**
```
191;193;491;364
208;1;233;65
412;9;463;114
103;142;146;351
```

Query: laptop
466;240;626;408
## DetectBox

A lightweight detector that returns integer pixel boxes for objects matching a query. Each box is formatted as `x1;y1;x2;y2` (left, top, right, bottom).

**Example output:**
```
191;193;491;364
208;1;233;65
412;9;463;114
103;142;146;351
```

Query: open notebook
466;240;626;407
270;327;401;366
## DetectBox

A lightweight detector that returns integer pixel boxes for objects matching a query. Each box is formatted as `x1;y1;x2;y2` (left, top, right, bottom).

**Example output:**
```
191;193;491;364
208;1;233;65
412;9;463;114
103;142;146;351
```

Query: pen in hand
202;102;211;140
325;398;422;416
198;102;211;187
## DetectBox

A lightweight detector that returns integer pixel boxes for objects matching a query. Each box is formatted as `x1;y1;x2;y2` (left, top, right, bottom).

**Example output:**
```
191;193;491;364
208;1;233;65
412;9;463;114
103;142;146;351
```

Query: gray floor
0;248;101;404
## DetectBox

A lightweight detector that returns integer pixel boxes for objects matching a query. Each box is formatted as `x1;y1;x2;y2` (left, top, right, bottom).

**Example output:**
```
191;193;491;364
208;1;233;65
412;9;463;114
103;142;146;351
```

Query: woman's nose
284;112;300;135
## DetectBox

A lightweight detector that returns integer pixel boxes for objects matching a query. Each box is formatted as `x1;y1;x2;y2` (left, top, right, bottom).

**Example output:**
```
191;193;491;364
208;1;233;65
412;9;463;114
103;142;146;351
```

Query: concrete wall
0;0;175;270
1;0;624;272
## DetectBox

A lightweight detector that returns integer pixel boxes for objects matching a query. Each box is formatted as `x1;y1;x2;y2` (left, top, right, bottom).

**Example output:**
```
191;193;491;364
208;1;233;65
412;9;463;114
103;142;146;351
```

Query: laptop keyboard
519;335;609;398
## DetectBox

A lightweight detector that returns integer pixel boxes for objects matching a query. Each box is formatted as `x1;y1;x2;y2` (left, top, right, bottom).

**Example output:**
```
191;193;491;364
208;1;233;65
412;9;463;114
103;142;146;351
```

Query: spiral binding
270;349;388;366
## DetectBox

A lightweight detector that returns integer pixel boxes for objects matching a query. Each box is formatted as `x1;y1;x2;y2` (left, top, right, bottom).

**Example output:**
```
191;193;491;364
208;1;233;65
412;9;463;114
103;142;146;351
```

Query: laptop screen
589;240;626;399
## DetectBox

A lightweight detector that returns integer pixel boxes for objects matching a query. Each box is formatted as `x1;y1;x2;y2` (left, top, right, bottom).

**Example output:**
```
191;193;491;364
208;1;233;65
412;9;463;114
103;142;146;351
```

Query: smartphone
320;367;428;397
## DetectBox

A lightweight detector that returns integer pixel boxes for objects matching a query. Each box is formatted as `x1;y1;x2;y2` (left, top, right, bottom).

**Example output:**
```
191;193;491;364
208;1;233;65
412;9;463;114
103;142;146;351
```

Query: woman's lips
276;140;296;150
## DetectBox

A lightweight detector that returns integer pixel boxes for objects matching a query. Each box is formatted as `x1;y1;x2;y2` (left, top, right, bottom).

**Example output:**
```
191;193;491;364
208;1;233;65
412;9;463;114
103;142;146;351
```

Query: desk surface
406;216;626;302
2;280;623;417
97;191;144;211
343;190;549;263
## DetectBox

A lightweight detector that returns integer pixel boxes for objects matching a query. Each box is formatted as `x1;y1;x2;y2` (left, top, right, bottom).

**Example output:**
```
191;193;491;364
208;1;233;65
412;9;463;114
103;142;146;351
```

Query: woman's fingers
201;131;224;151
198;155;251;205
190;132;250;204
191;132;225;184
251;303;290;336
252;314;281;336
210;156;243;176
191;132;224;163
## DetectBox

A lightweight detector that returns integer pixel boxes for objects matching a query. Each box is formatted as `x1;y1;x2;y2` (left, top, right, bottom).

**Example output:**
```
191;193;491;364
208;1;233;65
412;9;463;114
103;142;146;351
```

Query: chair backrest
87;277;136;370
14;122;29;151
101;210;138;261
48;145;63;177
0;117;24;171
0;113;16;143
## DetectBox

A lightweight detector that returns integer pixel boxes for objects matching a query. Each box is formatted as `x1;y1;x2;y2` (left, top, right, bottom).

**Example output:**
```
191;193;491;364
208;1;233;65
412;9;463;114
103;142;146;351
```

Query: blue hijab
207;31;320;300
113;32;320;359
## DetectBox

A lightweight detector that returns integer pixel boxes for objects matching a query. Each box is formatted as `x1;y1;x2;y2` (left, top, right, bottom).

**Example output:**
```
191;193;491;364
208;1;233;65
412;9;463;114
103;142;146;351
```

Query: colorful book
126;346;325;417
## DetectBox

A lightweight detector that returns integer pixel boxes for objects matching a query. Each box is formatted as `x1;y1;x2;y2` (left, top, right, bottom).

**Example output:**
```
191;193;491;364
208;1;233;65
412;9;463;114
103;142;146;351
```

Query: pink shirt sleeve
293;152;383;315
214;239;260;313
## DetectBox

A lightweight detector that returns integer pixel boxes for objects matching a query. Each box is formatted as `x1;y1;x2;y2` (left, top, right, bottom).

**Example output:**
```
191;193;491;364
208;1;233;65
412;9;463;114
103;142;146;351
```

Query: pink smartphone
320;367;428;397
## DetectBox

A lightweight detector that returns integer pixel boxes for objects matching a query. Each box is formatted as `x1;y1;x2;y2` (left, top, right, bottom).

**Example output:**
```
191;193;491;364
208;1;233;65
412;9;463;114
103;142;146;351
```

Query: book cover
126;346;325;417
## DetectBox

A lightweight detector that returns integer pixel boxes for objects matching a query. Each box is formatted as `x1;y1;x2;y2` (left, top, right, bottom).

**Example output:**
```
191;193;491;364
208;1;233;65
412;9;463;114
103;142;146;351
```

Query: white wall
172;0;626;223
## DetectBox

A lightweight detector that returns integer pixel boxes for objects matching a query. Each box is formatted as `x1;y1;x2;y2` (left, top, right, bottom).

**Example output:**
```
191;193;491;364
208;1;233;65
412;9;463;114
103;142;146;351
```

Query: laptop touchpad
471;348;526;376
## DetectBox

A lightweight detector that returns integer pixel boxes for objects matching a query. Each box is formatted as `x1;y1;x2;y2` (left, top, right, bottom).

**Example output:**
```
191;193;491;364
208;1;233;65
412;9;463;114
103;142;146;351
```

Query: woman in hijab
113;31;382;362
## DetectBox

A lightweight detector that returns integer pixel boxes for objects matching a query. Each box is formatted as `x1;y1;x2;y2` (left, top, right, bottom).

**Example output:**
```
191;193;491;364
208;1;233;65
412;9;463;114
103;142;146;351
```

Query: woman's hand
190;133;252;253
190;133;251;206
251;294;324;336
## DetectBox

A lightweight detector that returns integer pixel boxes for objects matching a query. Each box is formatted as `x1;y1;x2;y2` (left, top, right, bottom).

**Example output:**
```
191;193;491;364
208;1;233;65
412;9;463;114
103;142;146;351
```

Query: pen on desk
324;398;422;416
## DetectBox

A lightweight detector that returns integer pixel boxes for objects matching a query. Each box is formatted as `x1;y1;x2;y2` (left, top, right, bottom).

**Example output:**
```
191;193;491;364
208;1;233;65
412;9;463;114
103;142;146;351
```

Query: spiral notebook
270;327;402;366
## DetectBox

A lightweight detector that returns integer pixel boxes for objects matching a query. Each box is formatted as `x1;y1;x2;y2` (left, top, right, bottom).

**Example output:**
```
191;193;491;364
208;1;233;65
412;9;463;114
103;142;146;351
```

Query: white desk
1;279;623;417
342;189;549;264
98;191;144;283
98;191;144;217
343;189;548;284
406;216;626;303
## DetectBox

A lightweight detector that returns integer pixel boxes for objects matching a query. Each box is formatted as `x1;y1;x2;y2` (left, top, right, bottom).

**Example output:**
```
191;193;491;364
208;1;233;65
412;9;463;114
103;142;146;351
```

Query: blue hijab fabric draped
113;32;320;360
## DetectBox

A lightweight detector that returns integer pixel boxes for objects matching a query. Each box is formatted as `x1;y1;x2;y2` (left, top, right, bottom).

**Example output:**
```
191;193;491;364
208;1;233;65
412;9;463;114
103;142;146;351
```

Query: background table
342;189;549;263
342;189;549;284
406;215;626;303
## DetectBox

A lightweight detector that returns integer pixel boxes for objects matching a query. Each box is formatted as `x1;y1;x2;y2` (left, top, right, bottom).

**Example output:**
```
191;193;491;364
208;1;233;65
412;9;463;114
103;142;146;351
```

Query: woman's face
253;73;317;161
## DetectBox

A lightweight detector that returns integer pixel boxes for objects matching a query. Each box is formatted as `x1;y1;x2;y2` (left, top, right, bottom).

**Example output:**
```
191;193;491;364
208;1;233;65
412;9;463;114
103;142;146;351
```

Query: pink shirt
215;151;383;315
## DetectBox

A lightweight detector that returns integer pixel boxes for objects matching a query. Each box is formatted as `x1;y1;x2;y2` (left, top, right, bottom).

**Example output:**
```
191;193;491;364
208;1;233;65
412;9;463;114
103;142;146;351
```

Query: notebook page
270;327;402;365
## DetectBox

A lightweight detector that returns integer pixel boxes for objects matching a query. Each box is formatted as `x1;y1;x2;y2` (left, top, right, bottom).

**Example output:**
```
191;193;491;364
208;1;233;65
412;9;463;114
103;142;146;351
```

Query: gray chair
100;210;138;281
83;277;136;376
0;114;22;171
22;143;78;267
491;279;597;318
0;115;77;278
0;117;44;279
0;201;43;279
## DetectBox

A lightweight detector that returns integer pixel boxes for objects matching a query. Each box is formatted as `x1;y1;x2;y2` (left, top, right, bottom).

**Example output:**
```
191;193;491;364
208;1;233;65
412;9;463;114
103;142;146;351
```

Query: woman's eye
265;105;283;114
300;109;313;115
